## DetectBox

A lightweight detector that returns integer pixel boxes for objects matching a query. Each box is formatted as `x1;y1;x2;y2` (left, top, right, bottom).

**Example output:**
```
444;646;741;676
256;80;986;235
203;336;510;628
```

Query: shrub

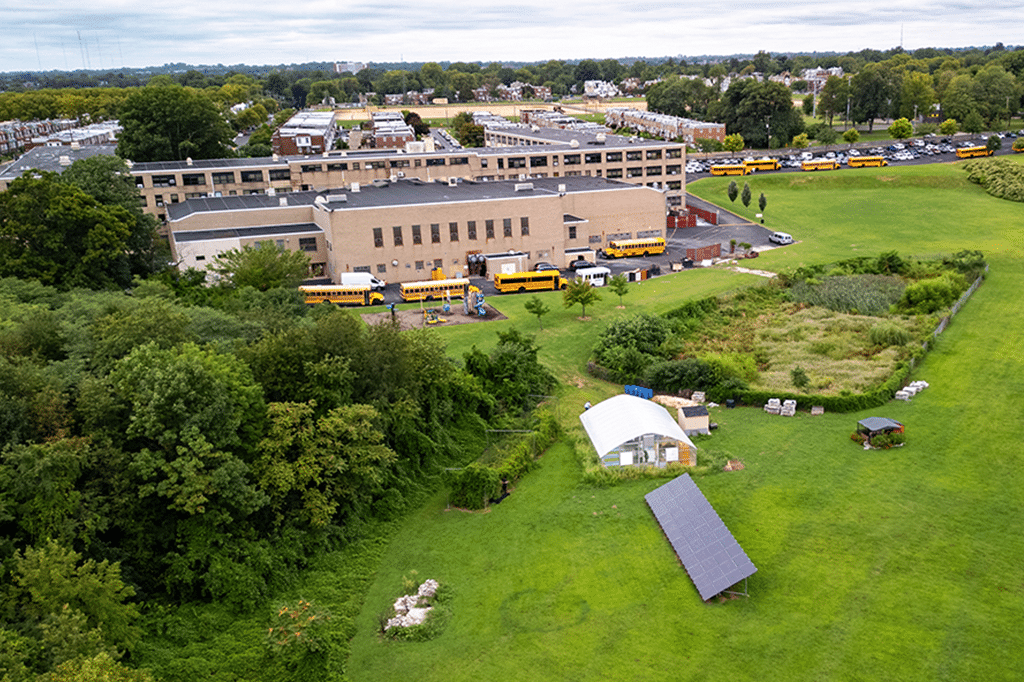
643;357;720;394
446;464;500;509
894;274;966;314
871;431;906;449
868;321;912;347
850;432;867;444
791;366;809;389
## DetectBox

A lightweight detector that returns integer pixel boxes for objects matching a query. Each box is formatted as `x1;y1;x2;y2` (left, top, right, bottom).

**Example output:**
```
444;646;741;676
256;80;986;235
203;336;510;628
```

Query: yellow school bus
299;284;383;306
801;159;840;171
710;164;751;176
493;270;568;294
847;155;888;168
602;237;667;259
744;158;781;171
399;277;473;302
955;145;993;159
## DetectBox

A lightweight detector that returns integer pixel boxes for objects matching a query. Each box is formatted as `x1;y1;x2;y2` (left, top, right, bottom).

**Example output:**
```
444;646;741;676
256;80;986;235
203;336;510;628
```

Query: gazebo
857;417;904;439
580;394;697;467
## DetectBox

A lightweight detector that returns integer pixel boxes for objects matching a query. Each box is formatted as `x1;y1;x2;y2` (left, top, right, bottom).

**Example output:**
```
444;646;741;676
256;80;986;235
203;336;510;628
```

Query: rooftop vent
570;139;579;148
267;187;276;196
351;182;360;193
70;141;81;150
185;157;193;166
279;197;288;206
514;182;534;192
448;177;458;187
596;133;606;143
58;155;71;166
558;183;567;193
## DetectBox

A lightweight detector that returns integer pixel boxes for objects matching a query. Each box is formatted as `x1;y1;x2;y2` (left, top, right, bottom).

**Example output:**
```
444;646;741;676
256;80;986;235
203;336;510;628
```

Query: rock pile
385;579;440;631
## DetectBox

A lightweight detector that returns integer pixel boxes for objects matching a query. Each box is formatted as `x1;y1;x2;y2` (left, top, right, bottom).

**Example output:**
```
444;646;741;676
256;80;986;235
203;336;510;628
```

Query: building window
412;224;422;245
351;163;360;170
666;148;683;158
373;228;383;248
426;158;446;166
646;150;662;160
268;169;290;181
451;157;469;165
415;260;424;270
497;159;504;169
486;219;495;239
607;168;623;179
182;173;206;186
393;226;403;246
667;180;682;190
606;152;622;163
431;223;440;243
508;157;526;168
520;217;530;236
646;166;663;176
368;160;387;169
327;162;347;171
195;255;206;261
589;235;603;244
503;218;512;238
626;151;642;161
212;171;234;185
530;156;548;167
299;237;317;252
240;170;263;182
563;154;580;165
433;259;443;269
170;194;179;204
449;222;459;242
480;158;488;168
389;159;410;168
467;220;477;240
585;152;602;164
377;264;387;274
152;174;175;187
568;225;577;240
301;164;322;172
353;265;371;273
627;167;643;178
666;164;681;175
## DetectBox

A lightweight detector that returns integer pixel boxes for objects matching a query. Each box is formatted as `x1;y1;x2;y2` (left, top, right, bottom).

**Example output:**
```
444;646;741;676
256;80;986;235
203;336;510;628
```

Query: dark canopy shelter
857;417;904;437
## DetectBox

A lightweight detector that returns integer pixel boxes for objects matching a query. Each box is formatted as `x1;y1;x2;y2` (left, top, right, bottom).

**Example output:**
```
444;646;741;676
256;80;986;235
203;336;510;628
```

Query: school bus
955;145;994;159
744;158;781;171
801;159;840;171
602;237;667;259
399;277;473;302
493;270;569;294
710;164;751;176
847;155;888;168
299;284;384;306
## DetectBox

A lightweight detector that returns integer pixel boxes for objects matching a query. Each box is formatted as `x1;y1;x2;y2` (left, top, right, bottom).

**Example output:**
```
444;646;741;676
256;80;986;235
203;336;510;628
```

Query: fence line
931;266;988;341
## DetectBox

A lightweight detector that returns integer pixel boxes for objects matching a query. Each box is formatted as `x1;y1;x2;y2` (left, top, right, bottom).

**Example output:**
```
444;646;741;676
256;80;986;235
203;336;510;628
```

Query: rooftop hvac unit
570;139;579;148
448;177;458;187
514;182;534;192
596;133;606;143
58;155;71;166
267;187;276;196
558;183;566;193
351;182;360;192
186;157;193;166
279;197;288;206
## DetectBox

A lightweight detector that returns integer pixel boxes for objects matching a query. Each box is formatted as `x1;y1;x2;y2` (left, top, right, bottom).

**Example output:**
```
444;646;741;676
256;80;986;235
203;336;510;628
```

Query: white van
768;232;794;245
340;272;387;291
575;266;611;287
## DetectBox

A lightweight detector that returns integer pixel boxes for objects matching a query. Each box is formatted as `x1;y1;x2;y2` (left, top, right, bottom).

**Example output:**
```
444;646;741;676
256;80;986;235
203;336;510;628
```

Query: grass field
342;160;1024;681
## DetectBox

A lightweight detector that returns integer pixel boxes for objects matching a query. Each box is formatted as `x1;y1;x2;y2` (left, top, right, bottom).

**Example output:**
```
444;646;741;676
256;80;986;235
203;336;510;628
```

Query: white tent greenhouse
580;394;697;468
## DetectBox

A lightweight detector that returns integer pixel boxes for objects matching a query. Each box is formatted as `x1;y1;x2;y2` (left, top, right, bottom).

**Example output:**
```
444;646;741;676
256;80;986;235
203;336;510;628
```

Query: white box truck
340;272;386;291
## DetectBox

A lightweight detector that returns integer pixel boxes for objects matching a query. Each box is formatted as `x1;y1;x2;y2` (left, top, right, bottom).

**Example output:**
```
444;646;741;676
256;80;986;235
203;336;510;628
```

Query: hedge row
446;409;560;509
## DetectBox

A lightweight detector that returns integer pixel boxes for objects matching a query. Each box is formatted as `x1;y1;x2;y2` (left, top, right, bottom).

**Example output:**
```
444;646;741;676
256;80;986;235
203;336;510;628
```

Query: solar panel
644;474;757;601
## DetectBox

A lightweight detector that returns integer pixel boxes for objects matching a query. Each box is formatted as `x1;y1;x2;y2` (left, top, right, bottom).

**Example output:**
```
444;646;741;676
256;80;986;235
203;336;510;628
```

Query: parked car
768;231;794;245
566;259;597;272
533;262;559;272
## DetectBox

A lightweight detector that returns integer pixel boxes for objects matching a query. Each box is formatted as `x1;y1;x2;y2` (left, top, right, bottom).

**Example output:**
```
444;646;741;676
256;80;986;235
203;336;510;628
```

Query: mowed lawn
346;162;1024;681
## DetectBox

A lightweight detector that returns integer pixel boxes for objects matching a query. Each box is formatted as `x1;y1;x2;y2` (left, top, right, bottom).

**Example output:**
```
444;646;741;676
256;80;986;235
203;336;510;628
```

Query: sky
3;0;1021;73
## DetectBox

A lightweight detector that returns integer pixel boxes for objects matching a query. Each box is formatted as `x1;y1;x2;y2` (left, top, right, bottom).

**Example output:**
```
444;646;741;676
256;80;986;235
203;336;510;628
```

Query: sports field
344;160;1024;681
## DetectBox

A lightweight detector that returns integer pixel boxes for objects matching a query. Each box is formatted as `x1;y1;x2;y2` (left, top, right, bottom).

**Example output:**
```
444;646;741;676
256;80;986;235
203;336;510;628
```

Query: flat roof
0;144;118;181
168;176;647;219
173;222;322;243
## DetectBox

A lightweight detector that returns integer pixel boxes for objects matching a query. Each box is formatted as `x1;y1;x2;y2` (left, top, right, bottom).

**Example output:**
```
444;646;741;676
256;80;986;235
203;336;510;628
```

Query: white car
769;231;794;245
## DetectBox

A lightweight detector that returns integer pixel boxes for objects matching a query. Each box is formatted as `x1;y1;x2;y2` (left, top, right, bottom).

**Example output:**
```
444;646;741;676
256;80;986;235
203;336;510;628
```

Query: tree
843;128;861;145
210;243;311;291
608;273;629;307
1013;137;1024;153
791;133;810;149
116;84;233;162
563;277;600;318
888;117;914;139
987;135;1002;152
850;63;892;132
0;172;136;289
899;71;935;120
36;651;156;682
790;366;809;389
715;79;803;147
963;110;985;134
941;74;978;123
723;133;744;156
940;118;959;135
818;76;850;126
727;180;739;203
60;156;164;279
523;296;550;329
758;192;767;213
741;182;752;208
817;127;840;146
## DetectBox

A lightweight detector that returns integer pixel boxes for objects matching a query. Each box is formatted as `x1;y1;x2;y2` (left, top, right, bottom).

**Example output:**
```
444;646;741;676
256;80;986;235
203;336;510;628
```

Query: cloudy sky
3;0;1020;72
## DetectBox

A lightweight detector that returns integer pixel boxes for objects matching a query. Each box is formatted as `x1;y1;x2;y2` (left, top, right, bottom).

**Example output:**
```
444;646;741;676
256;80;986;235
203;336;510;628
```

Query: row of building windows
373;217;530;248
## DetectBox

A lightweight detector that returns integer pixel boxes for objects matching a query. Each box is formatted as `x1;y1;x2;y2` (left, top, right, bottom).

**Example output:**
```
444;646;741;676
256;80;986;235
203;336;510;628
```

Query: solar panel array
645;474;757;601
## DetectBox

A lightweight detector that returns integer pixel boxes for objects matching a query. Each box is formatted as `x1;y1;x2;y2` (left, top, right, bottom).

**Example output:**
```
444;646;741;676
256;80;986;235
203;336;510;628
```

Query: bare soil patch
362;304;506;331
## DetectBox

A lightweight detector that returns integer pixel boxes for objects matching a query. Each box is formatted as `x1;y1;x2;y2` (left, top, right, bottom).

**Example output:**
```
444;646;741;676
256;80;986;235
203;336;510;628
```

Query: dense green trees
116;84;233;162
715;79;803;148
